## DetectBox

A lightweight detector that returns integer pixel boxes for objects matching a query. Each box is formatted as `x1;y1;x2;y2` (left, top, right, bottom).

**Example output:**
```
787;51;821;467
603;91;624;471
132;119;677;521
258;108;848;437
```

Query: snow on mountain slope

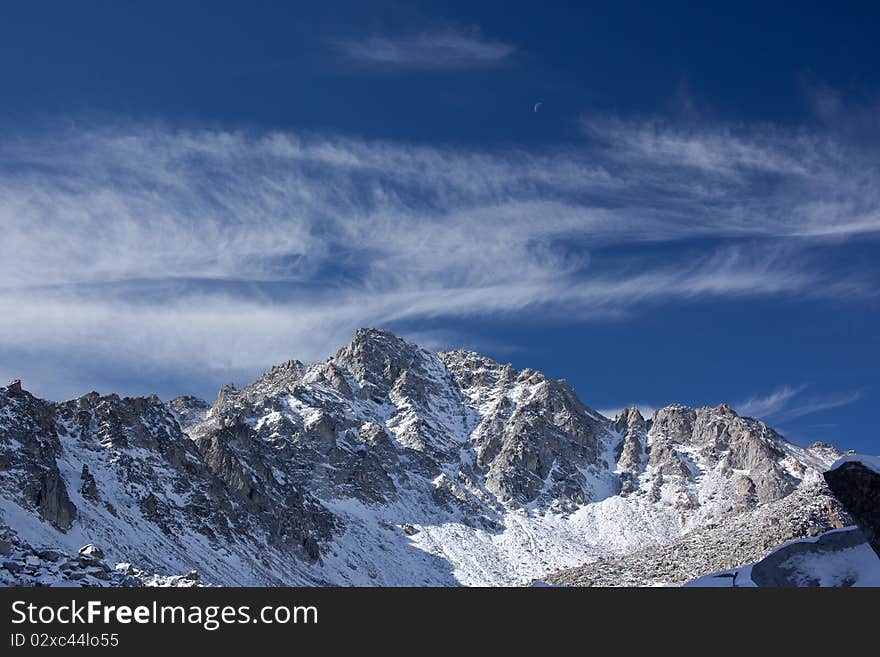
545;483;850;586
0;329;853;586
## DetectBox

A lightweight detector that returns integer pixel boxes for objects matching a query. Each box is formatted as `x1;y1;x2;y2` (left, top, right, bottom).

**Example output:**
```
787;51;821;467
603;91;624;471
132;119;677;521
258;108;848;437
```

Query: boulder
3;560;24;574
78;544;105;560
750;527;869;587
824;459;880;558
35;548;66;562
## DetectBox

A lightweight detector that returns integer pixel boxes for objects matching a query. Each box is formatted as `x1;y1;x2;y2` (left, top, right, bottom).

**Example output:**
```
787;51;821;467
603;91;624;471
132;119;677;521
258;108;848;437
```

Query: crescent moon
533;102;543;113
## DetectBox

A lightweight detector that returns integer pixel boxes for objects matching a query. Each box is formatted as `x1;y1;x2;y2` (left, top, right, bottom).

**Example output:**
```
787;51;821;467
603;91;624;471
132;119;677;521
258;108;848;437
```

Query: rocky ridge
0;328;858;586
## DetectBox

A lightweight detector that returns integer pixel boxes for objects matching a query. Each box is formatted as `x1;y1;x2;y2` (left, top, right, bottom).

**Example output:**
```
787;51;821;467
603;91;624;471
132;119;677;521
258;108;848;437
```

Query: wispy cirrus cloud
736;385;806;419
0;117;878;399
333;27;515;69
580;116;880;239
737;385;863;422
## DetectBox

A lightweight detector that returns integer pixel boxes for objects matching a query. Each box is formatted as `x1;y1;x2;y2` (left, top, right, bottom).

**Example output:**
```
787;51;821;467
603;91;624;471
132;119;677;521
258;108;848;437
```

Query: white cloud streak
737;385;863;422
737;385;807;419
334;28;515;69
0;119;877;399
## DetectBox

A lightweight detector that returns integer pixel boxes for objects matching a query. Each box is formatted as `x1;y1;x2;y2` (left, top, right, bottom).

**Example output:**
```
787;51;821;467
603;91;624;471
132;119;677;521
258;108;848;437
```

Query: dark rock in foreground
824;458;880;559
749;527;869;586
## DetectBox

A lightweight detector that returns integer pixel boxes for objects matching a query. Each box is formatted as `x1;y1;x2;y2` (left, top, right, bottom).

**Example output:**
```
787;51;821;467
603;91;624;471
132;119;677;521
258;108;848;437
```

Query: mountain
0;328;864;586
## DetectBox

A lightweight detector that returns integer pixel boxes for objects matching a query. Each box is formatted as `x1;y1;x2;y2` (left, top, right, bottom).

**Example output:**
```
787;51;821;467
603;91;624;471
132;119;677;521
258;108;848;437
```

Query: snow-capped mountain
0;328;858;586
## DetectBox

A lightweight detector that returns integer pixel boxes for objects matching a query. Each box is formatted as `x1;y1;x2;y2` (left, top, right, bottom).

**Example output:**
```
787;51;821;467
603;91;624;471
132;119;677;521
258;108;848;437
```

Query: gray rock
166;395;211;431
443;350;611;505
35;548;66;562
3;560;24;573
37;470;78;530
825;460;880;558
80;464;99;501
615;406;646;496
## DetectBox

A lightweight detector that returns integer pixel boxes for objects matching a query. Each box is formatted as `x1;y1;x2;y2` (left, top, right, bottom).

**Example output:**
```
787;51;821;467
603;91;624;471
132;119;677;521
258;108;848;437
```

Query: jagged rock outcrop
0;382;77;530
0;380;334;584
166;395;210;431
614;407;646;496
824;457;880;558
642;403;805;513
441;349;613;507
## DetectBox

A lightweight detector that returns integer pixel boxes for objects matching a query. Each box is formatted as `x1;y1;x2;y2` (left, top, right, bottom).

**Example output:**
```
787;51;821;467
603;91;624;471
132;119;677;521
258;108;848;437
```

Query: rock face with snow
166;395;210;431
614;407;646;496
0;328;861;586
645;402;802;509
440;348;612;507
0;381;77;531
0;381;332;585
824;456;880;558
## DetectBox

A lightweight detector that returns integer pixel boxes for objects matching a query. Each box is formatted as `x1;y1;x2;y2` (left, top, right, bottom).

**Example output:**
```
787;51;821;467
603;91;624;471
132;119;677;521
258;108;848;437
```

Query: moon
533;101;543;113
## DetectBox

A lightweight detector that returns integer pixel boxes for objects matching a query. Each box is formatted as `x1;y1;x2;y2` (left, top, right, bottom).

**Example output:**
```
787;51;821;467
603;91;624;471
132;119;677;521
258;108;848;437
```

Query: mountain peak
614;406;646;433
337;327;418;358
166;395;210;430
349;327;405;346
333;327;423;389
439;348;504;375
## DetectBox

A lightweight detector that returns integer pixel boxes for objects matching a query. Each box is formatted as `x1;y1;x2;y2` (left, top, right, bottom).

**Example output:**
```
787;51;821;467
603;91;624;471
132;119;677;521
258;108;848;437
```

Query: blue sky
0;1;878;452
